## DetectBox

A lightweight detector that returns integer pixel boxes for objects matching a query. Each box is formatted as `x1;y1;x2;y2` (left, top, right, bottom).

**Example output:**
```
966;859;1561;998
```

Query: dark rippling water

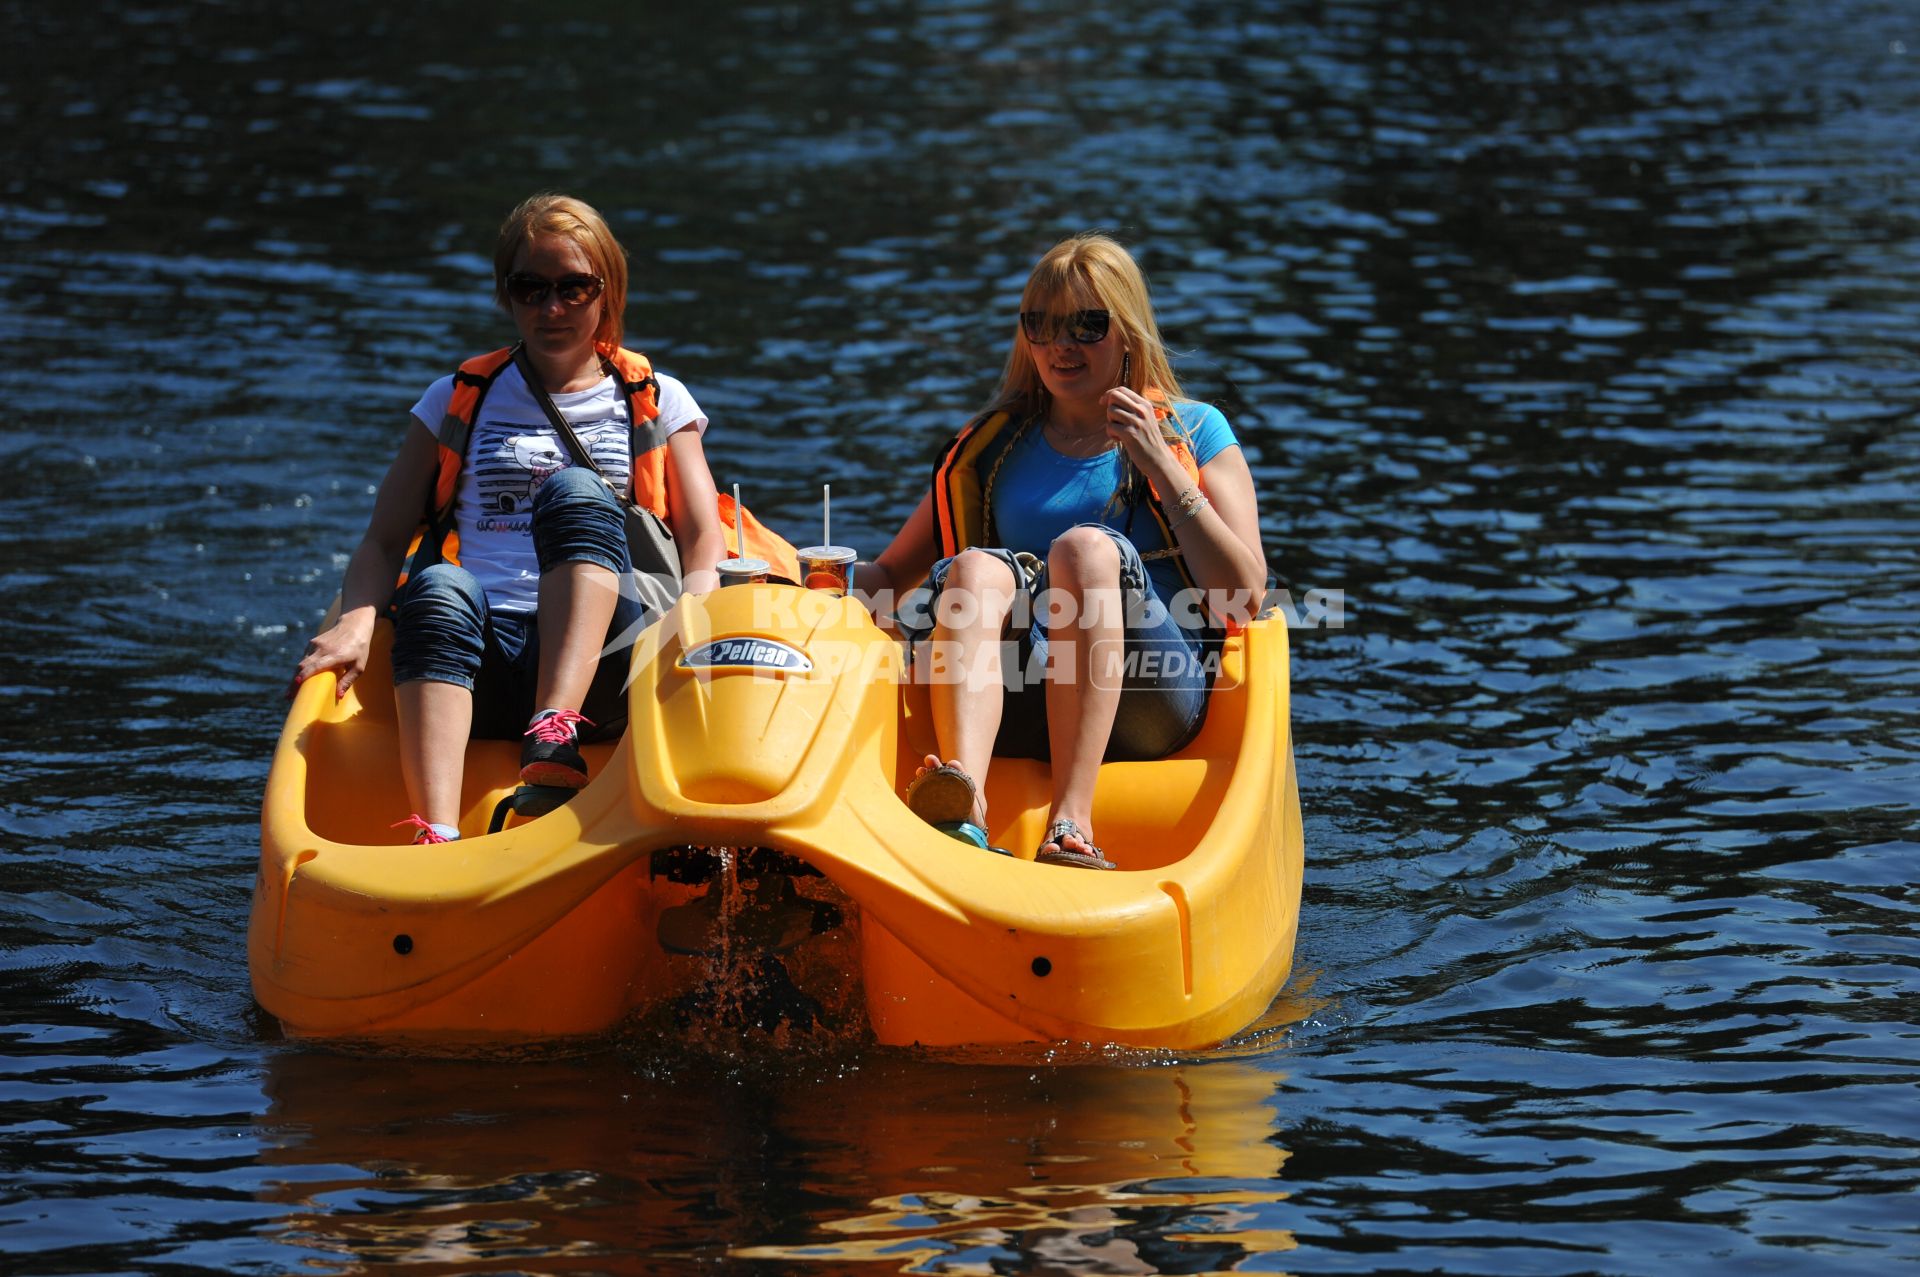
3;1;1917;1272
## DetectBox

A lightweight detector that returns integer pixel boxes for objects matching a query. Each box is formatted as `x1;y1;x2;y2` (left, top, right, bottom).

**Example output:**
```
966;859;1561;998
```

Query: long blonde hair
492;193;630;352
985;231;1189;426
981;233;1193;527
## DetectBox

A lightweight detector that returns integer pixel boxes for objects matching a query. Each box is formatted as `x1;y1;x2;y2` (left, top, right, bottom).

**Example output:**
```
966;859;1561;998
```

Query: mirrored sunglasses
1020;308;1111;344
504;271;605;307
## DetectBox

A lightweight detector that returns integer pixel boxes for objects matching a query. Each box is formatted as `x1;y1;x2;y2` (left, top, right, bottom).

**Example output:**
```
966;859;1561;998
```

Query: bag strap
510;344;644;517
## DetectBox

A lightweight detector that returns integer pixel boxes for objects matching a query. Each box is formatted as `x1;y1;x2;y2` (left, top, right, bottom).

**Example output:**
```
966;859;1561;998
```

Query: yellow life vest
928;407;1206;595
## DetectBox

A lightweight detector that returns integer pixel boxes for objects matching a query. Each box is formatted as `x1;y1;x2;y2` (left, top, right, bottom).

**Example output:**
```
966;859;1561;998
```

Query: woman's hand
1102;386;1178;482
288;612;374;701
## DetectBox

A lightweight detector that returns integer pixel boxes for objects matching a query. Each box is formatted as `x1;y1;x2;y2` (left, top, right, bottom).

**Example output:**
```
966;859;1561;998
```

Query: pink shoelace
524;708;593;744
391;814;451;844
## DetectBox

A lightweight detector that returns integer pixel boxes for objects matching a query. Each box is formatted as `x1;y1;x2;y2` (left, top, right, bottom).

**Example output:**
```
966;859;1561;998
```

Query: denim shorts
389;466;649;742
914;523;1214;762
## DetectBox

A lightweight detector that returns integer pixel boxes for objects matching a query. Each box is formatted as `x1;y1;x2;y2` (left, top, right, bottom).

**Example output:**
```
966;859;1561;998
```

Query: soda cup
716;557;770;587
797;545;857;596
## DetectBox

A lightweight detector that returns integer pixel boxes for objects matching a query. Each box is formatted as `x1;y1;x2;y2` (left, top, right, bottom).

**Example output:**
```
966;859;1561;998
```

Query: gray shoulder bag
512;347;683;618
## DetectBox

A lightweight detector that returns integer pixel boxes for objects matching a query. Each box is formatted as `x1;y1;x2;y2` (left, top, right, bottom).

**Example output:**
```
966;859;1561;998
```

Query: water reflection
3;0;1919;1271
257;1050;1293;1273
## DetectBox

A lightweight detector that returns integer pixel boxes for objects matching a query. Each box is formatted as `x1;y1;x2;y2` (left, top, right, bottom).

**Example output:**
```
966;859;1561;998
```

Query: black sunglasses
504;271;605;307
1021;308;1111;344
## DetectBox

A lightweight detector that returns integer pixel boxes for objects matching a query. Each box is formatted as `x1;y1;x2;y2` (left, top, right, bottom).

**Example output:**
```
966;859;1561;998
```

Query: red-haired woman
291;194;728;842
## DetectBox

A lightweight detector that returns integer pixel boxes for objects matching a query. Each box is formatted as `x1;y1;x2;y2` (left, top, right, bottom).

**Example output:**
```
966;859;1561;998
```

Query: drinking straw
823;483;831;547
733;483;744;557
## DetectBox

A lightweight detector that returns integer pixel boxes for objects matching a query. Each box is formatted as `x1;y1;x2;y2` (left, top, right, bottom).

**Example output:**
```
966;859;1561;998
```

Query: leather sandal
908;763;1009;855
1034;818;1117;871
905;761;978;825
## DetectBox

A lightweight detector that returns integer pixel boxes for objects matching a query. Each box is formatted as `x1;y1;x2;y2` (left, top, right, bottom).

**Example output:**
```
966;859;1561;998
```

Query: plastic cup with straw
798;482;857;596
717;482;770;586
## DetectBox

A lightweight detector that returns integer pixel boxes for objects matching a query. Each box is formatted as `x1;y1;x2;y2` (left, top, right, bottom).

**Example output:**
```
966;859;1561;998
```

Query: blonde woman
291;194;729;842
856;233;1267;868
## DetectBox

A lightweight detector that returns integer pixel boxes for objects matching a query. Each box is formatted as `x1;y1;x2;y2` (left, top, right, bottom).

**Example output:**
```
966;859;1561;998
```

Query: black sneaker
520;708;593;788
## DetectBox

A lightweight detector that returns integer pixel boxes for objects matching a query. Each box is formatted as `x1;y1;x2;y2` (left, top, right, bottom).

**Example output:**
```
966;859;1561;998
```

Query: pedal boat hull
248;586;1304;1048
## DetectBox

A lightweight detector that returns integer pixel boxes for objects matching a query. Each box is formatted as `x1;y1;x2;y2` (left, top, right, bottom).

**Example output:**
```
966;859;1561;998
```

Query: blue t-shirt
987;403;1238;610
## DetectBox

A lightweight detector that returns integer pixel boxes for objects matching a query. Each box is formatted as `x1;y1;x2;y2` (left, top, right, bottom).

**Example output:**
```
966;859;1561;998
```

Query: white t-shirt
409;362;706;615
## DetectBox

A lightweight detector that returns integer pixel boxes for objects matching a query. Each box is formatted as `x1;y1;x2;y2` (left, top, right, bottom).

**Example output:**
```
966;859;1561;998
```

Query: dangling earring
1120;351;1132;388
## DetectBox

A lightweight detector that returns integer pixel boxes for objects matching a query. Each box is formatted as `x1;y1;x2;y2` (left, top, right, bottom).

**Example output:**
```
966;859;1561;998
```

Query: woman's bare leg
534;561;620;711
1039;528;1124;856
396;679;475;829
924;550;1020;818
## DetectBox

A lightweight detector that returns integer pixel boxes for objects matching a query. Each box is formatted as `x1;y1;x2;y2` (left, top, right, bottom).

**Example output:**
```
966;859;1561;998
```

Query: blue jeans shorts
389;466;648;742
915;523;1214;762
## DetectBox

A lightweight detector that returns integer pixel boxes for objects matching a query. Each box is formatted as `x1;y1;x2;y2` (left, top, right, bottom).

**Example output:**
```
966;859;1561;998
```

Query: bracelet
1173;485;1202;516
1168;494;1211;532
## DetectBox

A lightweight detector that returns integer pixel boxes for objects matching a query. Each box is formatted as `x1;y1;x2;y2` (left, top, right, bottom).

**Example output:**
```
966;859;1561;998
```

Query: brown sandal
905;761;979;825
1034;818;1117;871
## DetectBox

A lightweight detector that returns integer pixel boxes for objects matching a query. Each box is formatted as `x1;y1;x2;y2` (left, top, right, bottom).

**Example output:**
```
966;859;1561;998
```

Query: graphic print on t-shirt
466;416;630;535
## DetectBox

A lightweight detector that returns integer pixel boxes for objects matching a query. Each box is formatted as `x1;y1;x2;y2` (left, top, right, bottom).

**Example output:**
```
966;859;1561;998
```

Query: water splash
628;846;869;1074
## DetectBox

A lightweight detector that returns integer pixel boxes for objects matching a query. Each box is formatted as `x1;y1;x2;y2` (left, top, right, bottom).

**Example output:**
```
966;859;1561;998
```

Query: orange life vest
396;344;799;592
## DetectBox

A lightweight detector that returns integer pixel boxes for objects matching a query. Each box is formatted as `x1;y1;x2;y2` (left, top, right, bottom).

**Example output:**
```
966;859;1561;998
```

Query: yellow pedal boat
249;585;1304;1048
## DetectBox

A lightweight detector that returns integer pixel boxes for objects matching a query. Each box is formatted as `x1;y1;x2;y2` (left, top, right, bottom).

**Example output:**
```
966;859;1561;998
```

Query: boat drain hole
393;934;413;955
1031;956;1051;977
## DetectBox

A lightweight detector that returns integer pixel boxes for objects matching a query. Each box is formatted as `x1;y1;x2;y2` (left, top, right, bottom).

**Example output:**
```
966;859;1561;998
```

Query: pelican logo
677;637;812;674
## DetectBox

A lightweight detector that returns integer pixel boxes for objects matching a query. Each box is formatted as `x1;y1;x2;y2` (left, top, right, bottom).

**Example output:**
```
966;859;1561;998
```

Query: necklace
1043;419;1115;458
